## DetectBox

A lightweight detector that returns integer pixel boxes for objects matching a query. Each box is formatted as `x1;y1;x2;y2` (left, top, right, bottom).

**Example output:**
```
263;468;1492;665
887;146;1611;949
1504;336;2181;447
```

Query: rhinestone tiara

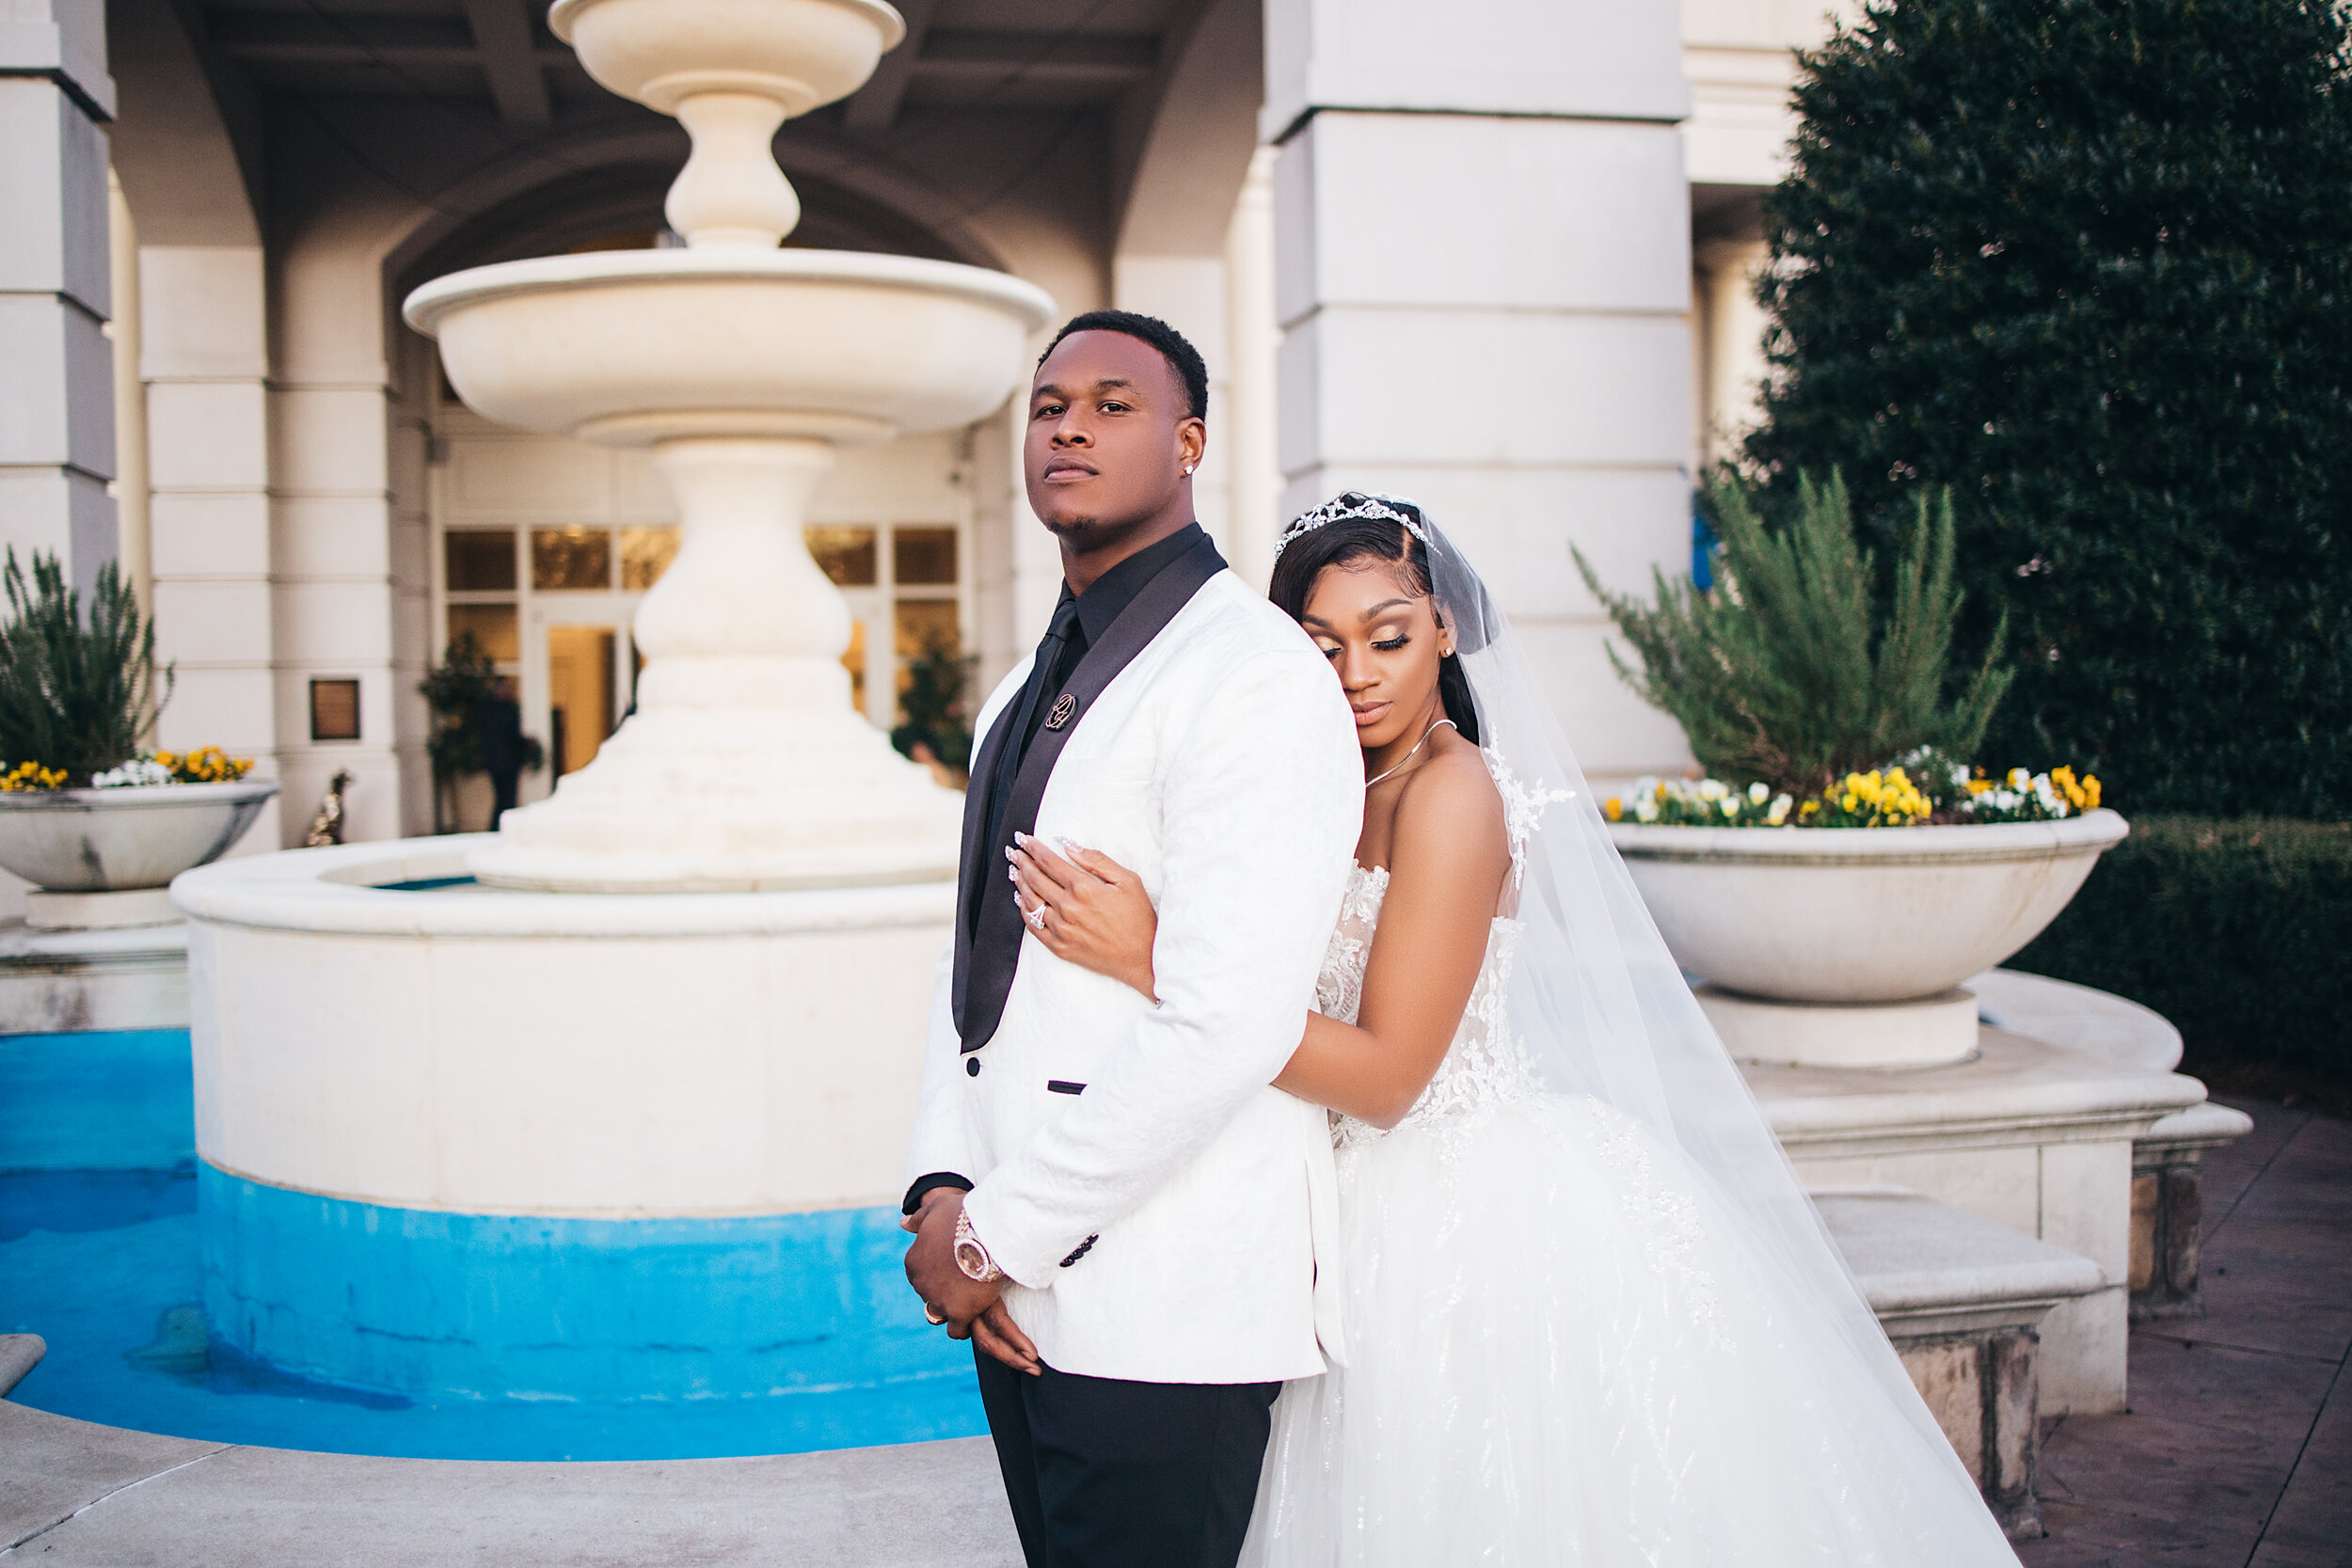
1272;492;1429;563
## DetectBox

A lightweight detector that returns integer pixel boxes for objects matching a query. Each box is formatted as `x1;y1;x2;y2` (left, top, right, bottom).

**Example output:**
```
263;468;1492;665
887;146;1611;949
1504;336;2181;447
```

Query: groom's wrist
902;1171;973;1215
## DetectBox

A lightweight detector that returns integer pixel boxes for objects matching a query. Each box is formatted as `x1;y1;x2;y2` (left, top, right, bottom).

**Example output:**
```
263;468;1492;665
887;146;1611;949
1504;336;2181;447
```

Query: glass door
544;624;618;781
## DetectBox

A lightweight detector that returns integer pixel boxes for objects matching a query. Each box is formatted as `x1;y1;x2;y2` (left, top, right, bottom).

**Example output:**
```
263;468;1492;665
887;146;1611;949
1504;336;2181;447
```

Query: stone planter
1610;809;2128;1067
0;780;279;900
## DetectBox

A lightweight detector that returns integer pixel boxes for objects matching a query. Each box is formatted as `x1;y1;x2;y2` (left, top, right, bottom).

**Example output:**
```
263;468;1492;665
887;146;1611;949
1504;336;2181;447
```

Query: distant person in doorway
900;311;1361;1568
474;676;527;827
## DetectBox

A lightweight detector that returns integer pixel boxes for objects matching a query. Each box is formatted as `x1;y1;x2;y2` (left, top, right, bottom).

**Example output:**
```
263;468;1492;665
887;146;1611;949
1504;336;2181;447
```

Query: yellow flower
1;760;63;791
1604;798;1623;822
2083;775;2102;809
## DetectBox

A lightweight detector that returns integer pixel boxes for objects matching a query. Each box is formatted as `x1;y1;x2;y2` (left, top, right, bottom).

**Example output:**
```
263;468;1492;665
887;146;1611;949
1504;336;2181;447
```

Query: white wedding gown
1239;859;2020;1567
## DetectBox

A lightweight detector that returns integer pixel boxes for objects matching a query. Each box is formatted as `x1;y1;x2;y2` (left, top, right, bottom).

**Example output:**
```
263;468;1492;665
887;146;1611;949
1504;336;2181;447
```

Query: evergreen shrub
1578;471;2010;799
2008;816;2352;1088
1748;0;2352;818
0;551;170;784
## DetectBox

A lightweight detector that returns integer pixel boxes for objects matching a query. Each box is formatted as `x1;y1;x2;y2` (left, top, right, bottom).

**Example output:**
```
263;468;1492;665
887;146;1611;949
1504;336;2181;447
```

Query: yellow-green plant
1575;471;2011;800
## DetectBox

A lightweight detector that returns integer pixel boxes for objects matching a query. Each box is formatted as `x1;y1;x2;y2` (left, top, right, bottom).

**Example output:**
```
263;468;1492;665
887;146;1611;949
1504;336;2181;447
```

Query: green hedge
1747;0;2352;819
2007;816;2352;1087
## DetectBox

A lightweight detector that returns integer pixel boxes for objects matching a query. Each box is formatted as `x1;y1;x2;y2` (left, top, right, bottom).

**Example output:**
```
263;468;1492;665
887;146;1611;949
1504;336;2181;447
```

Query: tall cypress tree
1746;0;2352;818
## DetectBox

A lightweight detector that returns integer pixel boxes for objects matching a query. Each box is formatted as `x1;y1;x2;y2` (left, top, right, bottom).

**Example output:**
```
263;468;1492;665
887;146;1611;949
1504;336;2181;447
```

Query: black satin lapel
951;680;1026;1024
960;533;1226;1053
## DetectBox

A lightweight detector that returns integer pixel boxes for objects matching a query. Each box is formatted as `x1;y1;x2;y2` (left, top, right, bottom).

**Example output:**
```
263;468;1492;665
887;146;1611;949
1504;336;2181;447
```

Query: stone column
1263;0;1696;782
1222;147;1280;593
106;168;149;618
1693;237;1772;472
0;0;116;593
140;245;277;847
270;216;405;847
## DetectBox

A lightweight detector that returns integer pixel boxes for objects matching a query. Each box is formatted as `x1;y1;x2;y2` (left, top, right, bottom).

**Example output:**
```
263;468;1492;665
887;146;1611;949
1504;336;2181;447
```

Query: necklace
1365;717;1456;788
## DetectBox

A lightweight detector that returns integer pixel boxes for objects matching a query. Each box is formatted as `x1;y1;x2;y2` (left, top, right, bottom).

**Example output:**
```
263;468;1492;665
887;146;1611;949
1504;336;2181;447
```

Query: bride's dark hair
1266;497;1480;744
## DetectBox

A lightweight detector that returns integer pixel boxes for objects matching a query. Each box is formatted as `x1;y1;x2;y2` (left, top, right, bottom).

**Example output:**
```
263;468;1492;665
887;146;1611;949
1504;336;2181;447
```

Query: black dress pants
974;1346;1281;1568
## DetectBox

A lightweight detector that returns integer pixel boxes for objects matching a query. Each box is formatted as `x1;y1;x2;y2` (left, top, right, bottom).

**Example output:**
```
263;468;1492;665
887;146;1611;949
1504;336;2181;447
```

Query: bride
1005;492;2022;1565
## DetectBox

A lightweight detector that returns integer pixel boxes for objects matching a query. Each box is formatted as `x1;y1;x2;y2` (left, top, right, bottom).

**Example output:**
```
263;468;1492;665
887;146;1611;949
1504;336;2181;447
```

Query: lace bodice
1315;863;1537;1148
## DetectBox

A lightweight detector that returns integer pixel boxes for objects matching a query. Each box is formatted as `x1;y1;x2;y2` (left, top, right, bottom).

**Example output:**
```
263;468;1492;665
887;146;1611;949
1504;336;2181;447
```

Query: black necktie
978;595;1084;921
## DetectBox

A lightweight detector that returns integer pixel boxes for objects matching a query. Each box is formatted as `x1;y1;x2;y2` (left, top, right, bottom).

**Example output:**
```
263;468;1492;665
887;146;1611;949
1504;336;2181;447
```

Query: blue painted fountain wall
4;1027;985;1456
201;1165;953;1402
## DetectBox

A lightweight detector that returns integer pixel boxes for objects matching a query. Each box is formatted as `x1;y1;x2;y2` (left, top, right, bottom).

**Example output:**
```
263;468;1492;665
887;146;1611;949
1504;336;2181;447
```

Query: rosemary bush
1576;472;2012;799
0;551;171;784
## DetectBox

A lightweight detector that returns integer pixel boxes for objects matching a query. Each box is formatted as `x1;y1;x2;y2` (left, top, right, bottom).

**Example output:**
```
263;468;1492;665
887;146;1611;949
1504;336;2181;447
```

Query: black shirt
1015;523;1210;775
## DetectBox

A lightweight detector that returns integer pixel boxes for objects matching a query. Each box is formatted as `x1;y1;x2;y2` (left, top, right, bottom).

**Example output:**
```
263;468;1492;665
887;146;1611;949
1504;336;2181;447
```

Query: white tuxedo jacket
905;568;1362;1385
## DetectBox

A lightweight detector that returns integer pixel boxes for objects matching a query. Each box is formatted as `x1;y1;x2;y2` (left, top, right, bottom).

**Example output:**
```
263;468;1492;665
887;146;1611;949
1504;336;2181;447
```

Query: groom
902;311;1362;1567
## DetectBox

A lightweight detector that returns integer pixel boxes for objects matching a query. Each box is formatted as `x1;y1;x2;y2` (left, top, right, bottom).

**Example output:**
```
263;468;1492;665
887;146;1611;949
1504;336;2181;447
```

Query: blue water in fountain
0;1029;986;1460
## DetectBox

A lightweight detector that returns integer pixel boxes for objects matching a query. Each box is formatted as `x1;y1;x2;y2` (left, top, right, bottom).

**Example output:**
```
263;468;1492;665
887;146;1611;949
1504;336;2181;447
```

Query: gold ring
925;1303;947;1325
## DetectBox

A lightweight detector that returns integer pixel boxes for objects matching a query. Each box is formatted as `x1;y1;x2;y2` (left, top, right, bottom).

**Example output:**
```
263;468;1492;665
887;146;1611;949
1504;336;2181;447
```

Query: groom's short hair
1039;310;1210;422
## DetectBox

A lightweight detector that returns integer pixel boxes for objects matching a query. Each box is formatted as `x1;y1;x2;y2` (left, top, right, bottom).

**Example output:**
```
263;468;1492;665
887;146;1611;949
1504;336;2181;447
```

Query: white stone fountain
408;0;1049;893
167;0;1052;1421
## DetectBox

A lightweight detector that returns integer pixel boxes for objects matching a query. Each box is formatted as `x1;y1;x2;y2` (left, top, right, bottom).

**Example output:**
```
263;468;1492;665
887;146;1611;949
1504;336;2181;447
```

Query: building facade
1;0;1842;857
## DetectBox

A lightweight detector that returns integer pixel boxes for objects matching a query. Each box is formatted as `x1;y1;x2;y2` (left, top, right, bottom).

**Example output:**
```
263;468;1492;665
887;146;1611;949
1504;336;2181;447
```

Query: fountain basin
169;838;955;1403
404;248;1054;449
550;0;904;117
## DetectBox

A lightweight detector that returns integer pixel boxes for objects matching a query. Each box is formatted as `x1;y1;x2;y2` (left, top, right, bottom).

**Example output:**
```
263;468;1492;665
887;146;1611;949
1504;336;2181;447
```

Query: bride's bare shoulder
1389;733;1509;877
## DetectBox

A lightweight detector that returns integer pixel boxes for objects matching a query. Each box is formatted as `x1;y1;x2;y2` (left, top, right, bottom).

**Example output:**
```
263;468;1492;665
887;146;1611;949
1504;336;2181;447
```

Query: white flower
1720;797;1740;818
91;757;173;789
1633;796;1660;823
1748;781;1770;804
1697;779;1729;800
1768;793;1792;826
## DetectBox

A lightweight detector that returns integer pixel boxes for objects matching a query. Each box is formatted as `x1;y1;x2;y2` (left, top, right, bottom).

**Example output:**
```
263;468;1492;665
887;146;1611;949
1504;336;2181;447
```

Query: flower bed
1606;757;2104;830
5;748;254;792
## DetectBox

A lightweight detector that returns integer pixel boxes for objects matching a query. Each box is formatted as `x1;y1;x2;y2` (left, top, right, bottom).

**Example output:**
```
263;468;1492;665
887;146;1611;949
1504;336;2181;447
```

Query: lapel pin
1043;693;1077;730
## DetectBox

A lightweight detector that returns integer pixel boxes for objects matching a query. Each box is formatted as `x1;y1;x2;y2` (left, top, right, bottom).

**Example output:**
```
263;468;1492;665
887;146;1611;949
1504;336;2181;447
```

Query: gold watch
953;1210;1004;1283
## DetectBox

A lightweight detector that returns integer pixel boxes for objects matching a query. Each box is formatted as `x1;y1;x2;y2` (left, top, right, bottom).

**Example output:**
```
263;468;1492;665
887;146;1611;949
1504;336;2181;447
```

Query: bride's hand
1008;832;1159;1002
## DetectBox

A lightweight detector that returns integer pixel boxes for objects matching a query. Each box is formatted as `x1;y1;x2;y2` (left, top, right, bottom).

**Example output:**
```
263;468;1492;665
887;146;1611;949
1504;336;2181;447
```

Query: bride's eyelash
1374;635;1410;652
